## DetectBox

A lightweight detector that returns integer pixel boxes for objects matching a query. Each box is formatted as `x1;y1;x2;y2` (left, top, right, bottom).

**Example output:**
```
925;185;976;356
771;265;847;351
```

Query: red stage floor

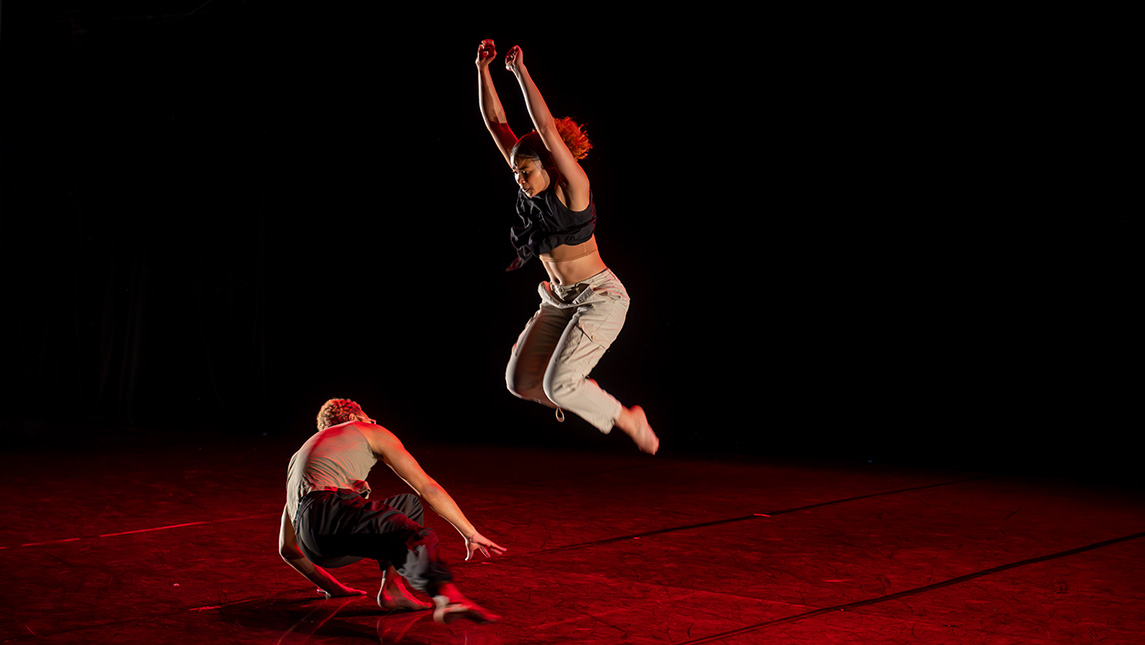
2;430;1143;644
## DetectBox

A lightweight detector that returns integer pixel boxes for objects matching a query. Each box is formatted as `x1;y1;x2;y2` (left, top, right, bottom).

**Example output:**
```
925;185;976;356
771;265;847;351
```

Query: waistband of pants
542;268;628;307
549;268;617;293
300;488;367;505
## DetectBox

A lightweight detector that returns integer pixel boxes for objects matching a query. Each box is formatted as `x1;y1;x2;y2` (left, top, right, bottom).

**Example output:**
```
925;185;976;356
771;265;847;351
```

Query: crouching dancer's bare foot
432;583;499;624
378;568;432;612
616;405;659;455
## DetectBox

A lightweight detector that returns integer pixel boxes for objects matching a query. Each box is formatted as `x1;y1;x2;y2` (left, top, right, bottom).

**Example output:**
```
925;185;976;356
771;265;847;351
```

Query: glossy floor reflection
2;430;1143;644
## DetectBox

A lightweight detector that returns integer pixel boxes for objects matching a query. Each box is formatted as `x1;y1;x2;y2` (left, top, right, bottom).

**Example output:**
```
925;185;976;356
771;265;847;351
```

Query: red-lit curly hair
510;117;593;167
316;398;364;430
554;117;592;160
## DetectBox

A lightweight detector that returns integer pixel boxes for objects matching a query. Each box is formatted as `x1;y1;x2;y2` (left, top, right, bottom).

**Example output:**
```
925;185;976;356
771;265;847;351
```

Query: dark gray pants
295;490;453;596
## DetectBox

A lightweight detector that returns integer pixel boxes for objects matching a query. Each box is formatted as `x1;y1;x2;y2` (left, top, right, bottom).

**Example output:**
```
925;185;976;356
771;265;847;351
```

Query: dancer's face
512;156;549;197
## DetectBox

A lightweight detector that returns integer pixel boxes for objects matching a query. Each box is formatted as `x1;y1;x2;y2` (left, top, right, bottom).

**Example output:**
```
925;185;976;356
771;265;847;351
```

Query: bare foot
433;595;500;624
618;405;659;454
379;592;432;611
378;580;432;612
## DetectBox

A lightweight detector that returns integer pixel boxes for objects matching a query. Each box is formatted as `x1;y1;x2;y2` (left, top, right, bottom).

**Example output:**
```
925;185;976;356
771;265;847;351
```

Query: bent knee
506;372;545;401
396;497;428;517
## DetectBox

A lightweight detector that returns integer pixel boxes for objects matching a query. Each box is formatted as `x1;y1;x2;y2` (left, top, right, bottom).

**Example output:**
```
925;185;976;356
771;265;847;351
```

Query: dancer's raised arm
476;39;518;166
504;45;590;207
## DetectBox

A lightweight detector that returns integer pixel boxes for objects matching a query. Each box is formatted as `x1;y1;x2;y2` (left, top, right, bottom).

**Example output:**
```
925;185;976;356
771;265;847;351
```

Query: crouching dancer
278;398;505;624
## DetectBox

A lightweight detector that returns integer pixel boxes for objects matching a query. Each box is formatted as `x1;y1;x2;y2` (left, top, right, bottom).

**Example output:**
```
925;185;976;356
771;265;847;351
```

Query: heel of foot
433;595;499;625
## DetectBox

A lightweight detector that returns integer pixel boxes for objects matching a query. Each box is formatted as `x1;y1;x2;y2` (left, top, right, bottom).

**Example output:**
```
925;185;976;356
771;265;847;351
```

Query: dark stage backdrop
1;6;1133;479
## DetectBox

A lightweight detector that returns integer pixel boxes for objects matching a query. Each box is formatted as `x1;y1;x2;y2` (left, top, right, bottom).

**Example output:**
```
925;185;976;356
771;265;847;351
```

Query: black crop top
507;188;596;271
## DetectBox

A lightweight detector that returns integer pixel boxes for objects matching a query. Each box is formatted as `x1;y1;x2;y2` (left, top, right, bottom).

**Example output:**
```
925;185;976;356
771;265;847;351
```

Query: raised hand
475;39;496;69
504;45;524;74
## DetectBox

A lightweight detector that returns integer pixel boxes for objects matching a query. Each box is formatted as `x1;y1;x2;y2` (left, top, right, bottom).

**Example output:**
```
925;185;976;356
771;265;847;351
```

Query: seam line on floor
673;530;1145;644
0;513;278;550
502;477;985;560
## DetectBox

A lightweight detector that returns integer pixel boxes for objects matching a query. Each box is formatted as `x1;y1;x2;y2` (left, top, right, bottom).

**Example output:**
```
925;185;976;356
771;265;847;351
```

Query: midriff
540;235;607;286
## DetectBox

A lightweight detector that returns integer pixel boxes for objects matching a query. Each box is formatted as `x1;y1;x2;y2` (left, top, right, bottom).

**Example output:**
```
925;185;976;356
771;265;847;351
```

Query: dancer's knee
506;368;544;402
387;494;424;524
392;493;421;510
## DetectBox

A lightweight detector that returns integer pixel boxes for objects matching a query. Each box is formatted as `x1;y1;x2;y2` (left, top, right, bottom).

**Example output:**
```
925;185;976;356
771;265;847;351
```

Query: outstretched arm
278;505;366;598
477;39;518;166
505;45;591;210
364;424;506;561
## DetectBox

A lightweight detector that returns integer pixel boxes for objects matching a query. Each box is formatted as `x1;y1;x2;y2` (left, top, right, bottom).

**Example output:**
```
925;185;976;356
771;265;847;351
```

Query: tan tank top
285;423;376;521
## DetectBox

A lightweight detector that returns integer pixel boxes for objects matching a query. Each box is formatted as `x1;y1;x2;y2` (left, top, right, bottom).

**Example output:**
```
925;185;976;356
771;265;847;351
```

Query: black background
1;4;1133;480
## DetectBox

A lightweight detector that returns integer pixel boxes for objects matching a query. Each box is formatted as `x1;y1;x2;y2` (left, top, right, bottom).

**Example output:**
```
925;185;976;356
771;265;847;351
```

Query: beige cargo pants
505;269;630;433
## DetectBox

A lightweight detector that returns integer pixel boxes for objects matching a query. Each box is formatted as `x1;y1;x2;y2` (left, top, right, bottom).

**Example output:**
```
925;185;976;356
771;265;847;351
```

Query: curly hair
510;117;593;166
554;117;592;160
316;398;364;430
